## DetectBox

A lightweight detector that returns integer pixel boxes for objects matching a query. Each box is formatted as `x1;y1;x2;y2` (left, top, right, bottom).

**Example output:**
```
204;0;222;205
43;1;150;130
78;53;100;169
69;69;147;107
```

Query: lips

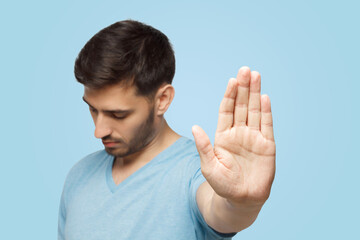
102;141;119;147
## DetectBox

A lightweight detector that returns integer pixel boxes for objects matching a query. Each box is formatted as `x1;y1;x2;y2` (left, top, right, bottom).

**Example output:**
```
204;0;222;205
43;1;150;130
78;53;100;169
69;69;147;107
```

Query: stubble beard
104;107;157;158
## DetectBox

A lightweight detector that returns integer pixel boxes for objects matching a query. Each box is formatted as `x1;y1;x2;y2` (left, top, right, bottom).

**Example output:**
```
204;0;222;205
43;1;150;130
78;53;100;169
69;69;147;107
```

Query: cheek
114;116;146;140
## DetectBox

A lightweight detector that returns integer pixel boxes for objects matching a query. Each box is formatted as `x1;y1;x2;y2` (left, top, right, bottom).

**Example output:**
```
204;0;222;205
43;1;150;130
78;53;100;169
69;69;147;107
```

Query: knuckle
262;122;273;127
248;108;260;113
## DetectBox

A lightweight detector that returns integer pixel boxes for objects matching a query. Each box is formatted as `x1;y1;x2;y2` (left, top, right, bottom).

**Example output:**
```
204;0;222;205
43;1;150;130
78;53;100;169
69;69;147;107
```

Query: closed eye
89;107;97;113
112;114;127;120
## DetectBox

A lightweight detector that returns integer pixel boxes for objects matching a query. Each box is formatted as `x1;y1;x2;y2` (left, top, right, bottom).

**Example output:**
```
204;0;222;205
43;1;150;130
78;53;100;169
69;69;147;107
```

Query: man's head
74;19;175;99
75;20;176;158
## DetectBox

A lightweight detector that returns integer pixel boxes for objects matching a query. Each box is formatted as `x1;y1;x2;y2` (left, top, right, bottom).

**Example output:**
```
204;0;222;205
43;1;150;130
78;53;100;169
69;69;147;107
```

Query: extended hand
192;67;276;206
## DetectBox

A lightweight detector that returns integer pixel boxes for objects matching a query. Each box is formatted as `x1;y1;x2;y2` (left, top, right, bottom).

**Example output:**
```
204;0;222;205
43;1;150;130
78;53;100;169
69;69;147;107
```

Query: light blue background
1;0;359;239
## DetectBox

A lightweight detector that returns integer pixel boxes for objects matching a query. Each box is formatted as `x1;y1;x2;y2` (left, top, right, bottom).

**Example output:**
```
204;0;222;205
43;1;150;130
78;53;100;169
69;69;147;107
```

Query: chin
104;147;130;158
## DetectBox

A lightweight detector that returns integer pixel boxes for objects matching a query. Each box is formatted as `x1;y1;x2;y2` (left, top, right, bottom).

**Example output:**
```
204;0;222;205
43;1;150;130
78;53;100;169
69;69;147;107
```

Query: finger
192;125;216;170
260;94;274;141
216;78;237;132
247;71;261;130
234;66;251;127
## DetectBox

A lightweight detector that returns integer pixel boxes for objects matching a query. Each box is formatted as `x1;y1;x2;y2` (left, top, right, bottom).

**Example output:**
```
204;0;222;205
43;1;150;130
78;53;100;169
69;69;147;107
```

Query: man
58;20;276;240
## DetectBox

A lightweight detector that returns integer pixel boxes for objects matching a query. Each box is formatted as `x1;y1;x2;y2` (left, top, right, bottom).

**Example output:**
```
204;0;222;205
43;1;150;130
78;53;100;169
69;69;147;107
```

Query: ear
154;84;175;116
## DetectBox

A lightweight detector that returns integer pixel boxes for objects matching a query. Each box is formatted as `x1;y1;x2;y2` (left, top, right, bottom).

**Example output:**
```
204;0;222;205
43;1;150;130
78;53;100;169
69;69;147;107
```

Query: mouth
102;141;120;148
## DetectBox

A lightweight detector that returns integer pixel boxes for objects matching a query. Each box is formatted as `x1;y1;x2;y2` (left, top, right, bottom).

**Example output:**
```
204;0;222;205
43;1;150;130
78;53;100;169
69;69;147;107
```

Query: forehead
83;83;147;109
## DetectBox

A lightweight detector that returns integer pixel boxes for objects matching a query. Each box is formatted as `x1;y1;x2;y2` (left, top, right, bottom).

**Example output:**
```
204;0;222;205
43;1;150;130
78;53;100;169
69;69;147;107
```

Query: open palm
192;67;276;205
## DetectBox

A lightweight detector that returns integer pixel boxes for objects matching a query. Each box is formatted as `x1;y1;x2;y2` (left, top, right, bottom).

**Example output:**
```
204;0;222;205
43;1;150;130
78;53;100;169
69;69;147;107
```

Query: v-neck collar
105;136;187;193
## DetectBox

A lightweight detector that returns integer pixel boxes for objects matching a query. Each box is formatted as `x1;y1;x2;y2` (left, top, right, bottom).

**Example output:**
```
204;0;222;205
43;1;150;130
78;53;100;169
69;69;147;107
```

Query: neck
114;119;181;168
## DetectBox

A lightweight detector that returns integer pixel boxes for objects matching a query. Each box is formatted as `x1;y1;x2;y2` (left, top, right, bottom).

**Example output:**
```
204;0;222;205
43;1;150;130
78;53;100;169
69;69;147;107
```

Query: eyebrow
82;97;134;114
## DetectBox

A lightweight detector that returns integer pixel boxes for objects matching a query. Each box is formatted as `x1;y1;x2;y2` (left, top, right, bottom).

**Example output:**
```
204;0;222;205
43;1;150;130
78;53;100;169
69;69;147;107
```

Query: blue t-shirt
58;136;236;239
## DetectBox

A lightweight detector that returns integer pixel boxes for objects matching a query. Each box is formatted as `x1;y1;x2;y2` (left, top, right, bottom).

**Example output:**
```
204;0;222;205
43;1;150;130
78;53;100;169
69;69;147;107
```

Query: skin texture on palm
192;66;276;232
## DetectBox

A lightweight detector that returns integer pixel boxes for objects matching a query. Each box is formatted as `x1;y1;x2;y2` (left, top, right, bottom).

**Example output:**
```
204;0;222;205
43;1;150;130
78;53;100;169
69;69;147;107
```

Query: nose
94;114;112;139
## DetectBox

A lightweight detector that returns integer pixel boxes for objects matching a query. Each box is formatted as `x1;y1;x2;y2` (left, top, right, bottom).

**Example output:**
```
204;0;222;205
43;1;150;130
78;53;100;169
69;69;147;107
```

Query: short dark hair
74;20;176;98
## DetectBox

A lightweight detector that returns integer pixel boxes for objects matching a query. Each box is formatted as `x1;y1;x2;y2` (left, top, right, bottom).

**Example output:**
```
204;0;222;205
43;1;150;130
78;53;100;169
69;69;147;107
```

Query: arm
192;66;276;233
197;181;261;233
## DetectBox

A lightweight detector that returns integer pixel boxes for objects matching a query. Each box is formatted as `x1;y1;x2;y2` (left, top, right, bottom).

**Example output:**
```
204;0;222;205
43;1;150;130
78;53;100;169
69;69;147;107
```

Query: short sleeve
189;167;237;240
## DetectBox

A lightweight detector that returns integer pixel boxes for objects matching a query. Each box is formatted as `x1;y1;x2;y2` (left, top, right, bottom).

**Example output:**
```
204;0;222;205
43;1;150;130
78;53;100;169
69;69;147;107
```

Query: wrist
224;197;264;213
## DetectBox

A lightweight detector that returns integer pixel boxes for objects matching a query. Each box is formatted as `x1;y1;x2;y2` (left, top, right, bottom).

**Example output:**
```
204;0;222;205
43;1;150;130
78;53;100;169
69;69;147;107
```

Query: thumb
192;125;216;170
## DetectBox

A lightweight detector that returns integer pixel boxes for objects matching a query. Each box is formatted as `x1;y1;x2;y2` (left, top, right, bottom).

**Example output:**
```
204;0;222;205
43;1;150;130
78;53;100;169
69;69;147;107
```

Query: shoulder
178;137;198;155
173;137;200;166
64;149;111;185
170;137;204;181
71;149;108;172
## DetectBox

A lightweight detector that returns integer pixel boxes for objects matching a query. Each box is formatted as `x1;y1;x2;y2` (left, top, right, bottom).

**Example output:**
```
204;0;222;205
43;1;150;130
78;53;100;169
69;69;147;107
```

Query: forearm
197;181;263;233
